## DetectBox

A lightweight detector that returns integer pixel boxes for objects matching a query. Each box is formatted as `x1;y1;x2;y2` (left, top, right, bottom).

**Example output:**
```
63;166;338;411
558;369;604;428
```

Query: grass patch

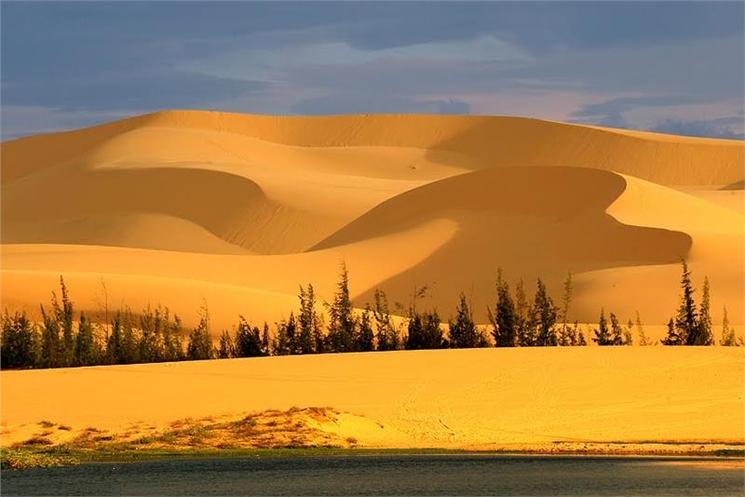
1;448;79;470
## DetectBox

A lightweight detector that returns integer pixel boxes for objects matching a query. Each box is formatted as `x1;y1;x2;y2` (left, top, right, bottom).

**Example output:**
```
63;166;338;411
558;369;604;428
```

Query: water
2;455;743;496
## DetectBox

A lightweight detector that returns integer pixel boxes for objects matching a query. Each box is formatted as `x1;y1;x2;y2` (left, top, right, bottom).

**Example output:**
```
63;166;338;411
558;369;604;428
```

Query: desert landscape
1;111;744;462
2;110;743;330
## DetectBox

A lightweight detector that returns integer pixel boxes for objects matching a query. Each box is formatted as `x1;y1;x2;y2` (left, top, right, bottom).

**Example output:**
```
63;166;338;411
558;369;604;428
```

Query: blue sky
2;1;743;139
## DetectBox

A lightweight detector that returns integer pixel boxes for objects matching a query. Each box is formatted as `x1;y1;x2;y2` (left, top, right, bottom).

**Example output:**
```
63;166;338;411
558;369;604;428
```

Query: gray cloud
291;94;470;115
650;117;745;140
1;2;743;139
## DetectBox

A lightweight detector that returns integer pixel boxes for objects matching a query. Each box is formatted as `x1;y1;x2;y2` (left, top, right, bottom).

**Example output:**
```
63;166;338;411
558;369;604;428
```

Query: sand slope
2;348;743;450
1;110;743;328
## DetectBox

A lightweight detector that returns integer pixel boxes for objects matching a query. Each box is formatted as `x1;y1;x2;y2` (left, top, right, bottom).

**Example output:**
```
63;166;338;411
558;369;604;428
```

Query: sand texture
1;111;743;330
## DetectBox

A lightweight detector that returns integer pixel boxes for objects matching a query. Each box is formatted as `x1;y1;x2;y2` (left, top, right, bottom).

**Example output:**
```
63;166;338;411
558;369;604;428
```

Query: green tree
217;329;235;359
261;322;272;356
692;277;713;345
139;305;166;362
373;289;399;351
39;304;61;368
161;309;184;362
609;313;624;345
297;285;319;354
530;279;558;346
74;312;97;366
326;263;357;353
120;309;140;364
407;309;444;349
450;293;479;348
1;311;39;369
593;309;612;345
186;307;213;360
107;312;124;364
665;260;698;345
273;314;296;356
234;316;263;357
720;306;737;346
635;311;651;345
577;326;588;346
491;278;516;347
356;305;375;351
557;272;574;346
662;317;683;346
514;279;532;346
623;319;634;346
50;277;75;366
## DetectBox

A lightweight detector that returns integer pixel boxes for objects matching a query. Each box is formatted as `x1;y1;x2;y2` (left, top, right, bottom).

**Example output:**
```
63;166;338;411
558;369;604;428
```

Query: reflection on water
3;455;744;496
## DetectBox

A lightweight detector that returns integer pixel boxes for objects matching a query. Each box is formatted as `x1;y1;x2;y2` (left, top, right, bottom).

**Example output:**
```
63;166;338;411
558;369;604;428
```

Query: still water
3;455;743;496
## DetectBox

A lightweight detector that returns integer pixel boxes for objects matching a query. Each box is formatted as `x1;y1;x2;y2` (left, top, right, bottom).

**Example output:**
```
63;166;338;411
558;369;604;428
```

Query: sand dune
2;348;743;450
1;110;743;329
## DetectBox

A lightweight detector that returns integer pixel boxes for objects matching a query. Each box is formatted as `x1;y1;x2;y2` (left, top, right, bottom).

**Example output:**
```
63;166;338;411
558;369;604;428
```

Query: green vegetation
1;261;740;370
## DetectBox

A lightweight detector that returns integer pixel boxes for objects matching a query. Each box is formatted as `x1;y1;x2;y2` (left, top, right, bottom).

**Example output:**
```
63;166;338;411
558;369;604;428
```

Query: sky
1;1;743;140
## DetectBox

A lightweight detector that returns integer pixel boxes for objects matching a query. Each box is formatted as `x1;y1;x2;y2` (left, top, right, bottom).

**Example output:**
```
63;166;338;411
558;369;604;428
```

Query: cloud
1;2;743;139
569;95;708;128
291;94;470;115
650;117;745;140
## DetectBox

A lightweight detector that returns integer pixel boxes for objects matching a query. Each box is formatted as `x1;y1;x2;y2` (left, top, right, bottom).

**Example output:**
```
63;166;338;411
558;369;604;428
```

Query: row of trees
1;262;740;369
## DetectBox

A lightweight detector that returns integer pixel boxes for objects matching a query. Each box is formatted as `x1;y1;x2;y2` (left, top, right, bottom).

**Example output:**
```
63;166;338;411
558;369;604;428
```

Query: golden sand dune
2;348;743;450
1;110;743;329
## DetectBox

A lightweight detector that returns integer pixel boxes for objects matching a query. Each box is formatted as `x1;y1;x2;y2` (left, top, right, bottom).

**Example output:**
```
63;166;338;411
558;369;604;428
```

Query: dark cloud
291;94;469;115
2;71;265;112
1;2;743;139
569;95;708;127
650;117;745;140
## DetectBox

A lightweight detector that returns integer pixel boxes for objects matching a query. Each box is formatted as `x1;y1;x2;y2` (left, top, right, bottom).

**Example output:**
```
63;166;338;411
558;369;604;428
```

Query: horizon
2;1;744;140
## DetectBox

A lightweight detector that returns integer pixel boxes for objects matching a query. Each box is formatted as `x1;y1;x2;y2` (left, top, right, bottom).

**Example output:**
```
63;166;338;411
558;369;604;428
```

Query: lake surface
3;455;743;496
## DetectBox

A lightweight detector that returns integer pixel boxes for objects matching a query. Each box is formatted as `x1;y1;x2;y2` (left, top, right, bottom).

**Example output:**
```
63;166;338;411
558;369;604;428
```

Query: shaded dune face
1;166;330;254
0;110;741;326
315;167;692;312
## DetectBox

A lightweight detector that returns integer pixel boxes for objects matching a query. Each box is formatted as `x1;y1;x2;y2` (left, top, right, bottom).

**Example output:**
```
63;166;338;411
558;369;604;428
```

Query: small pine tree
593;309;612;345
406;312;424;350
635;311;650;346
623;319;634;346
298;285;319;354
52;277;75;367
75;312;96;366
357;305;375;352
514;279;532;346
577;326;588;346
450;293;479;348
373;289;398;351
106;312;123;364
693;277;713;345
609;313;624;345
531;279;558;346
217;329;235;359
558;272;574;346
39;304;61;368
491;279;516;347
720;306;737;346
186;307;213;360
326;263;357;353
662;317;683;346
234;316;263;357
261;322;272;356
161;309;183;362
120;309;140;364
274;314;295;356
139;305;165;363
1;311;39;369
406;308;444;350
672;259;698;345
